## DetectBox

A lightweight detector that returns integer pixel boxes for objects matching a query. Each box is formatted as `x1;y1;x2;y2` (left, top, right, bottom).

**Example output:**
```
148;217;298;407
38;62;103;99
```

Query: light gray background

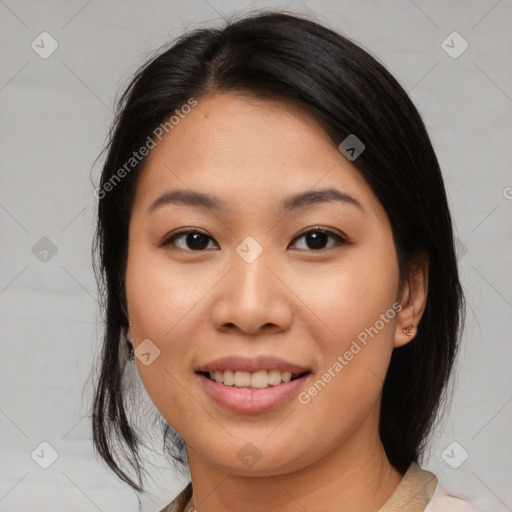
1;0;511;511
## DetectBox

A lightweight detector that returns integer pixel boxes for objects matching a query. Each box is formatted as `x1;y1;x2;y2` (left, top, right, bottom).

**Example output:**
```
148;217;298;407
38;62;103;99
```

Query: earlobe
394;252;429;348
400;322;416;341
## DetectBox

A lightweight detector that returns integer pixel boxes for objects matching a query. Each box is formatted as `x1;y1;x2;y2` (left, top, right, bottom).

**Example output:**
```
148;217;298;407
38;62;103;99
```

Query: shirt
158;462;479;512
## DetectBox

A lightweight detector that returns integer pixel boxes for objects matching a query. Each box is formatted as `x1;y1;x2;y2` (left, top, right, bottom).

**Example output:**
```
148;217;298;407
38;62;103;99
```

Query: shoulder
424;481;481;512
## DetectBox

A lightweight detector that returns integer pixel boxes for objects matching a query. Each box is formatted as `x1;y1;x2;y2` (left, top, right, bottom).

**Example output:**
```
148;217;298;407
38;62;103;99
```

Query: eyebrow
147;187;364;215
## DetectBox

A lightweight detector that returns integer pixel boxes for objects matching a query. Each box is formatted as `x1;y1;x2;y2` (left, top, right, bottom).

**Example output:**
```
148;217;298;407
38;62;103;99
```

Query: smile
200;369;307;389
196;370;312;413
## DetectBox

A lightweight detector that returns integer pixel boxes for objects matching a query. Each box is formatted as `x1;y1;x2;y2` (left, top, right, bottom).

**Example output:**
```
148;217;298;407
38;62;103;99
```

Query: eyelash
160;227;350;252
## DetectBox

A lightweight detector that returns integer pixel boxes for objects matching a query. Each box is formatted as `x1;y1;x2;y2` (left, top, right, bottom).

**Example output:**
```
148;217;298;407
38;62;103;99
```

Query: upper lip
195;355;311;374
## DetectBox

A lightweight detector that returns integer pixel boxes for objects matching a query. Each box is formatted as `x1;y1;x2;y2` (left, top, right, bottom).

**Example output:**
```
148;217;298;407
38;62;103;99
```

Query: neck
184;407;404;512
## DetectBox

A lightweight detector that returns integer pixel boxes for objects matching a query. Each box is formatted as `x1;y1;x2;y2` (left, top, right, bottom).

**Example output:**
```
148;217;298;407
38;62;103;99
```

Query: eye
161;227;349;252
161;229;218;251
288;227;348;251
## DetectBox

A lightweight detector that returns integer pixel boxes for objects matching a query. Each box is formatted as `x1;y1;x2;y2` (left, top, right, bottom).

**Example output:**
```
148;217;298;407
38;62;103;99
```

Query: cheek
125;241;211;339
124;241;219;428
298;239;399;412
305;239;399;341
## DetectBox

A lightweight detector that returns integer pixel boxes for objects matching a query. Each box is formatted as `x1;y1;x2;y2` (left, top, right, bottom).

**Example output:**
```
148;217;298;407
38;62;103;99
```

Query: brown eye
162;229;218;251
289;228;347;251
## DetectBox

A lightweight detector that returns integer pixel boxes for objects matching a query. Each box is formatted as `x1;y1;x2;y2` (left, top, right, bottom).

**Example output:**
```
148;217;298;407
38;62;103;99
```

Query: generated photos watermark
94;97;198;200
298;301;403;405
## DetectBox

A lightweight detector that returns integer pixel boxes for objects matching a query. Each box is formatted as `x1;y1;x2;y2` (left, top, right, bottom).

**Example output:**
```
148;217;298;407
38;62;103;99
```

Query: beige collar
379;462;438;511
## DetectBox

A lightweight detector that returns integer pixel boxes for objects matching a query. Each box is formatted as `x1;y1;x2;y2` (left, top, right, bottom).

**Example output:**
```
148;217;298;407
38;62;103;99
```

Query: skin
125;91;429;512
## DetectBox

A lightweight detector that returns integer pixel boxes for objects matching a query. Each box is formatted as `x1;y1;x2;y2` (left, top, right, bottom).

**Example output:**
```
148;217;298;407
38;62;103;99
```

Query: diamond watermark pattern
338;134;365;161
31;31;59;59
236;236;263;264
134;338;161;366
441;441;469;469
32;236;58;263
454;237;468;261
237;442;262;468
31;441;59;469
441;31;468;59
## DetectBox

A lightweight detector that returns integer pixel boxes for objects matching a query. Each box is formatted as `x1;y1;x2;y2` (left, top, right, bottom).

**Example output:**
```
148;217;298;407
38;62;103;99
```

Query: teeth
208;370;297;388
235;370;251;387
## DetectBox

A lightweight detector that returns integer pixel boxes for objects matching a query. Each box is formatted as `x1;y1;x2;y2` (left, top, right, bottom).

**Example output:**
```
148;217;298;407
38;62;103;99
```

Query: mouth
196;369;311;389
194;354;312;390
195;369;312;413
194;355;313;412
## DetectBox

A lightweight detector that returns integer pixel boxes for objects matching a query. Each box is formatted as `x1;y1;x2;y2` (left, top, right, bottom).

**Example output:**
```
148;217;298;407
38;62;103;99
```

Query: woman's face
125;92;415;475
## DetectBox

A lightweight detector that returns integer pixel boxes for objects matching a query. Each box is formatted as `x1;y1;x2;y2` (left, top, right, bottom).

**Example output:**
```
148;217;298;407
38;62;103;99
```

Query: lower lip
196;373;310;413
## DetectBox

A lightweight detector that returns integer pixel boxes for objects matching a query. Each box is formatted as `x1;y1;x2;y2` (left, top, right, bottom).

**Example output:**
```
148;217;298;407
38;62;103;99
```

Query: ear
126;325;133;341
394;251;429;348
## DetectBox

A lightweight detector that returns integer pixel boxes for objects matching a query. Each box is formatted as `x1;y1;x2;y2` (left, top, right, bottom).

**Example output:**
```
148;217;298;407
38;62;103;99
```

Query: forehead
131;92;379;218
159;92;338;170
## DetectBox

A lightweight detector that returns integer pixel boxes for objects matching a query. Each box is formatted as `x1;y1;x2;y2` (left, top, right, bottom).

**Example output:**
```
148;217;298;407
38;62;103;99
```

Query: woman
91;10;478;511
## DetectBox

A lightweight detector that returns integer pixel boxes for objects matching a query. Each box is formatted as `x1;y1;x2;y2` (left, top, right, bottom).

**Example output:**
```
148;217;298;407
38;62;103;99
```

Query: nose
210;246;293;336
